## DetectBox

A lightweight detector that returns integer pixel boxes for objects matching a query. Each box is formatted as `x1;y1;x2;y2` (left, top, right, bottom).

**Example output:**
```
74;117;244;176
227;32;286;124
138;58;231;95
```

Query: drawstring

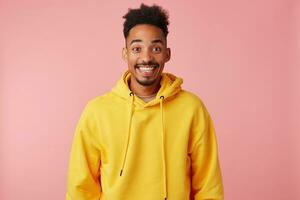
160;95;167;200
120;92;134;176
119;92;168;200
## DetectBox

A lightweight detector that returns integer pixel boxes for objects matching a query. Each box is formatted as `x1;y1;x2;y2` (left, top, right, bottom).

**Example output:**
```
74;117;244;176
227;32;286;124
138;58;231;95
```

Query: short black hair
122;3;169;39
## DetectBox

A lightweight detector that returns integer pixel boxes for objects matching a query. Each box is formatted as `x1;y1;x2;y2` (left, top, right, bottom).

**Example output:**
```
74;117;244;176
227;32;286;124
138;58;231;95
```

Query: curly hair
122;3;169;39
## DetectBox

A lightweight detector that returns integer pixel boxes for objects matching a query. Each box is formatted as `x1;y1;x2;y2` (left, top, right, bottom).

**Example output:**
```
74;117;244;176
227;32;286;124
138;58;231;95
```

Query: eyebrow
129;39;164;45
151;39;164;44
130;39;142;45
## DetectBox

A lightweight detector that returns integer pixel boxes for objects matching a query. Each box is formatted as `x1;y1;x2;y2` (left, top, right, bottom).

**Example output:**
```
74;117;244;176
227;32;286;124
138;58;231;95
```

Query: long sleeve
66;103;102;200
190;104;224;200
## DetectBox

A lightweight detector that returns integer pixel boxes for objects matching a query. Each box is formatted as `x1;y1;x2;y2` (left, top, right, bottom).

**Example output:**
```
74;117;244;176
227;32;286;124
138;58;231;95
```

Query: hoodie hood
112;70;183;107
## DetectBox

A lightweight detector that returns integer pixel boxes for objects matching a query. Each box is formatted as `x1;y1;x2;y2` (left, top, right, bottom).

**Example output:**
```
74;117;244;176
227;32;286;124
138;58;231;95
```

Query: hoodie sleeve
66;103;102;200
190;103;224;200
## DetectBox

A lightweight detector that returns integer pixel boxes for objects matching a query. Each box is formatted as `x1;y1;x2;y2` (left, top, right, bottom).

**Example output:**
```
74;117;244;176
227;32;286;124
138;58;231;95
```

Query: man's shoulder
177;90;206;108
84;91;115;110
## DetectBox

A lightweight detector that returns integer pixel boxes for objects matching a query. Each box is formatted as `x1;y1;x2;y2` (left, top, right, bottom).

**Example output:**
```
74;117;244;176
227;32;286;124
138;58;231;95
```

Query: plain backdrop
1;0;299;199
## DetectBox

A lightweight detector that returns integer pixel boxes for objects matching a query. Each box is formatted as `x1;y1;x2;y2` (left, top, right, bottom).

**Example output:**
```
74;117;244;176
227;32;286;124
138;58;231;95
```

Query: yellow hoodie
66;71;224;200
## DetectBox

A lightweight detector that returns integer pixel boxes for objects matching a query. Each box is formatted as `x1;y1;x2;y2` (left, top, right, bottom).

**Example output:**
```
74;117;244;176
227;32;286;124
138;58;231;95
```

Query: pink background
1;0;299;199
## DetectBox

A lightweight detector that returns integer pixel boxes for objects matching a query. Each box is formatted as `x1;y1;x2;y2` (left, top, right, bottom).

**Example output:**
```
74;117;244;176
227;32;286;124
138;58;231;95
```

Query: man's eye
153;47;162;53
132;47;141;53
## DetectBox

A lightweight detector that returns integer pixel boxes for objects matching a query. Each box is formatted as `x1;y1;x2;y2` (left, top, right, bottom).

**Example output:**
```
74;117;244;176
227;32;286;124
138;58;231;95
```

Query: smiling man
66;4;224;200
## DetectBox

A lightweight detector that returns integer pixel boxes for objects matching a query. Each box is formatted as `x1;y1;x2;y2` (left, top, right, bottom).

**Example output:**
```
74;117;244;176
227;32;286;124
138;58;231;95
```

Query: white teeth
139;67;154;71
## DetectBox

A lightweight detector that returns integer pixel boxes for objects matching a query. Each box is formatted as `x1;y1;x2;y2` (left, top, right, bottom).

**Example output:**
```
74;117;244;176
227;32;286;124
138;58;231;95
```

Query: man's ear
122;47;128;62
165;47;171;62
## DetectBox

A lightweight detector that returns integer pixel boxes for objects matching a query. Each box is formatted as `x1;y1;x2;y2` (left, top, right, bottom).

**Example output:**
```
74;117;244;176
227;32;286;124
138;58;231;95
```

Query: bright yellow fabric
66;71;224;200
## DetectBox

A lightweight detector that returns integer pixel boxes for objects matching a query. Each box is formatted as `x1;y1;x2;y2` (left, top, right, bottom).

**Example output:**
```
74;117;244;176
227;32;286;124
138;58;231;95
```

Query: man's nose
140;50;153;62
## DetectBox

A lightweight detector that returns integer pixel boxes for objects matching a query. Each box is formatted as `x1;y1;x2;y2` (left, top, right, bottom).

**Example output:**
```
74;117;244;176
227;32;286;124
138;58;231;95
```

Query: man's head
122;4;171;87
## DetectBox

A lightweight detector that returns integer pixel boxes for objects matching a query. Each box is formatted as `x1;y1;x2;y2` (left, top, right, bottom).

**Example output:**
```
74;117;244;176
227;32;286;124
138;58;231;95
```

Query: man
66;3;224;200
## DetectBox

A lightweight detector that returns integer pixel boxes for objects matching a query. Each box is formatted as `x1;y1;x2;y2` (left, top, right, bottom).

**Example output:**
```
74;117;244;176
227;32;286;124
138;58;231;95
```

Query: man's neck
129;77;161;97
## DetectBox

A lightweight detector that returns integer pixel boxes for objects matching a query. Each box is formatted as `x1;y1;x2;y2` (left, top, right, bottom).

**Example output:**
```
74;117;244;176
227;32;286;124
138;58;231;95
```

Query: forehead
126;24;166;45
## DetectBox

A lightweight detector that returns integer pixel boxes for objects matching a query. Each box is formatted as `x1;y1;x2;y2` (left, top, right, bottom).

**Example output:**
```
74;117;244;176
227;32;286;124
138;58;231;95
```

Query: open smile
135;64;159;77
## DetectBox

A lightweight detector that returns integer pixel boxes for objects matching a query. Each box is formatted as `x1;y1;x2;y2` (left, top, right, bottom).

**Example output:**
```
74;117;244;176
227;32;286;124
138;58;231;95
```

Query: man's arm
190;103;224;200
66;103;102;200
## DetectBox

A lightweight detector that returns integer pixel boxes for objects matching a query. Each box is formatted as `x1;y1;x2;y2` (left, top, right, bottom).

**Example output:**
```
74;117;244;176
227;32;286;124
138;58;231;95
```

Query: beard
136;77;157;86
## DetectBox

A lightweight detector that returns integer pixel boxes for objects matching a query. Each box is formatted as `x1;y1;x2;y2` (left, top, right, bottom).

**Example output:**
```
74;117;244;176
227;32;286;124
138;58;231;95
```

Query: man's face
122;24;170;87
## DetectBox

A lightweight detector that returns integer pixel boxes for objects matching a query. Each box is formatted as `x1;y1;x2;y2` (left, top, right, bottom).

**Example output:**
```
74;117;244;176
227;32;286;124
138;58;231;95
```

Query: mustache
135;61;159;68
